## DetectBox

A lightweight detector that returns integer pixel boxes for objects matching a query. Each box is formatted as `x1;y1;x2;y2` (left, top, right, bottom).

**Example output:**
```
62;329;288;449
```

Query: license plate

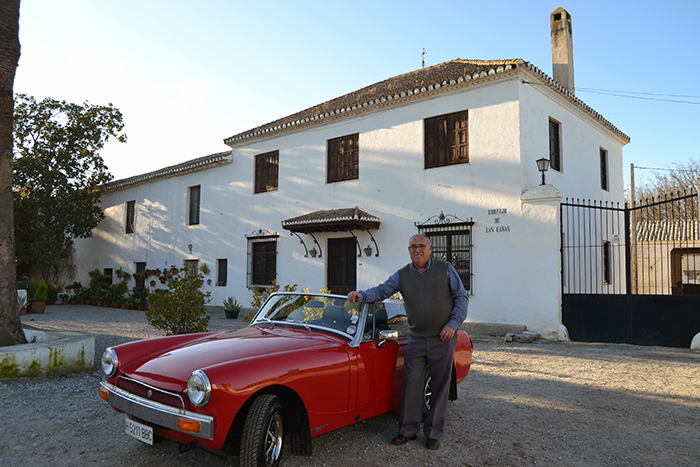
125;418;154;445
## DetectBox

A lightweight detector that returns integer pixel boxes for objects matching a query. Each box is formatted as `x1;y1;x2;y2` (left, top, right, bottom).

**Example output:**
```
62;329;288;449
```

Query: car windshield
253;293;362;337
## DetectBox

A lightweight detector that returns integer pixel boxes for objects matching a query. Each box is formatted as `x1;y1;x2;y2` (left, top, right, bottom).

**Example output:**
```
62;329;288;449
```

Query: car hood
125;325;342;388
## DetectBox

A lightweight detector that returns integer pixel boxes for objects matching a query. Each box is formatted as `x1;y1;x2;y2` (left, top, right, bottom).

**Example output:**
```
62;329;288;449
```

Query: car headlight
101;347;119;377
187;370;212;407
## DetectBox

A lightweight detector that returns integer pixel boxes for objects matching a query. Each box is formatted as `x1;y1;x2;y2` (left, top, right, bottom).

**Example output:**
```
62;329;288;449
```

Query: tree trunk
0;0;26;346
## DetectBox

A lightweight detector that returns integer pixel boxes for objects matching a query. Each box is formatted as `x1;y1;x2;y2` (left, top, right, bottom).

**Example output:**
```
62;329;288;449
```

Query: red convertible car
99;293;473;466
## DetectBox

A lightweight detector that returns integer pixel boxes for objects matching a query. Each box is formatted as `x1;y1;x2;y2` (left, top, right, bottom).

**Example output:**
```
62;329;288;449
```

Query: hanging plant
199;262;210;275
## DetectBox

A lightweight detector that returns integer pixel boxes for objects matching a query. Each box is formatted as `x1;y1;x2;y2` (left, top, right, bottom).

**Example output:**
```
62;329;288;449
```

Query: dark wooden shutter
327;134;358;183
255;151;279;193
549;120;561;171
600;148;608;190
425;110;468;168
189;186;200;225
126;200;135;233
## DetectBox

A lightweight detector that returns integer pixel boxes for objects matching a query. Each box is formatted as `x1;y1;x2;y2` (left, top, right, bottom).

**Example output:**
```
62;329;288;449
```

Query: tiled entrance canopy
281;206;380;233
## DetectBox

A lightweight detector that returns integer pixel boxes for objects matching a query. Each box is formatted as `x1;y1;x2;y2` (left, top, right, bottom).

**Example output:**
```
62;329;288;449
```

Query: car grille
116;376;187;410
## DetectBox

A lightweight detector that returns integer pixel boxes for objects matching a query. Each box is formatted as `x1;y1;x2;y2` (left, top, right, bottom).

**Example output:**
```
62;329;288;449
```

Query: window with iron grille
188;185;200;225
255;150;279;194
247;237;278;287
125;200;135;234
549;118;561;171
327;134;359;183
217;258;227;286
600;148;608;191
418;225;473;292
424;110;469;169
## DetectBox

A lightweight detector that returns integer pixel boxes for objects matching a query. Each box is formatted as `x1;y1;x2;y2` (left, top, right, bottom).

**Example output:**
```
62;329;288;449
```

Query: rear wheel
240;394;284;467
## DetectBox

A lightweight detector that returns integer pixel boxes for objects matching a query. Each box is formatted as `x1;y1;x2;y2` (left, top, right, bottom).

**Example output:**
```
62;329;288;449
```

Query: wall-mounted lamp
536;157;550;185
309;248;318;258
363;245;373;257
187;244;193;254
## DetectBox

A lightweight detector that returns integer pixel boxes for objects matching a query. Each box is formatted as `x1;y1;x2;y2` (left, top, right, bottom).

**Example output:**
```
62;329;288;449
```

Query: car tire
241;394;284;467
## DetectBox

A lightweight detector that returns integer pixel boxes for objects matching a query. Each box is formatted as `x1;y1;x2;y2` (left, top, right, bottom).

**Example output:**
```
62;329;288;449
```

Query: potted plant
129;287;149;311
58;293;69;305
200;262;210;275
133;270;148;281
222;297;242;319
33;279;49;314
106;282;127;307
18;293;28;315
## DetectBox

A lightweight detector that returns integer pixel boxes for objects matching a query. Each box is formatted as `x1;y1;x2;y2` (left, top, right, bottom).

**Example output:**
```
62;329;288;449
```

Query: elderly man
348;234;468;450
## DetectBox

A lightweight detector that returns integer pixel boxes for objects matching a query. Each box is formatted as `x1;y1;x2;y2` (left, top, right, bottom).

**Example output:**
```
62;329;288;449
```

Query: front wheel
240;394;284;467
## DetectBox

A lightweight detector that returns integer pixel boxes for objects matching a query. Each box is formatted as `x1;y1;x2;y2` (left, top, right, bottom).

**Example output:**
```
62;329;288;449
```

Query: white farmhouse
69;9;629;339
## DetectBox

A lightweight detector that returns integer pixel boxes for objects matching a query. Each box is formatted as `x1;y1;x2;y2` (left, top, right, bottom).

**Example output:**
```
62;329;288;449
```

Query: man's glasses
408;244;429;251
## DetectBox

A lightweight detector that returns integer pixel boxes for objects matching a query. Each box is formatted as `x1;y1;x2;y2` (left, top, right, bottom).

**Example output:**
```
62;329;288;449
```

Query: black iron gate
561;191;700;347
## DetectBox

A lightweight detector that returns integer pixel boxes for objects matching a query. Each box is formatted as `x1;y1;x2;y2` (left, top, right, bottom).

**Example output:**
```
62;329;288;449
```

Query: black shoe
391;434;417;445
426;438;440;450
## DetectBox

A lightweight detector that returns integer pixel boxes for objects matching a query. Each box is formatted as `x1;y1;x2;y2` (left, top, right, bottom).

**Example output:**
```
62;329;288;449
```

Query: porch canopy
281;206;380;233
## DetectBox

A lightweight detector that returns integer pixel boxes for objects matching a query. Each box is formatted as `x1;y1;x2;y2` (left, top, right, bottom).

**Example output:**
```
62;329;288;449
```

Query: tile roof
102;151;232;192
224;58;629;146
635;220;700;242
281;206;381;233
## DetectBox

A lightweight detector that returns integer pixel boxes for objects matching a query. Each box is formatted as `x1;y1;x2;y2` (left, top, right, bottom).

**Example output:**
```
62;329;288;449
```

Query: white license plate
125;417;154;445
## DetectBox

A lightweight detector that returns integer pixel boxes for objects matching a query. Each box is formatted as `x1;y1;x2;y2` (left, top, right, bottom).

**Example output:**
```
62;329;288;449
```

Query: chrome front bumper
100;381;214;440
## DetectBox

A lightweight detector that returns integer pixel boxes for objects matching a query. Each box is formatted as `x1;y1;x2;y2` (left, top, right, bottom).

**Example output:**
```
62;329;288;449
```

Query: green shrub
146;266;211;335
47;284;58;304
35;280;49;302
28;277;37;299
250;281;298;310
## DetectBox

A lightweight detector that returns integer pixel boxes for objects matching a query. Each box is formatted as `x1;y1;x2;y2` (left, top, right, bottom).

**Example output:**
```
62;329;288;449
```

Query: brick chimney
551;7;574;94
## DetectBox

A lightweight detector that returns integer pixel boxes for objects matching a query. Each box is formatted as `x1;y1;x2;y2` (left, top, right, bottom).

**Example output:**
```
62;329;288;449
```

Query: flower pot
159;279;166;284
137;303;145;311
150;280;156;287
33;301;46;314
225;309;240;319
20;307;27;315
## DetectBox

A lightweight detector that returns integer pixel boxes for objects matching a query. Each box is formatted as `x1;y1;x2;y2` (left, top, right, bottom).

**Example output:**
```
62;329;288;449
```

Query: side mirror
377;330;399;348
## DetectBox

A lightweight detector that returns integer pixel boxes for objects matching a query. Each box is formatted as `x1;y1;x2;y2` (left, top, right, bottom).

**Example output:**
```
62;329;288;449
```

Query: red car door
354;302;408;412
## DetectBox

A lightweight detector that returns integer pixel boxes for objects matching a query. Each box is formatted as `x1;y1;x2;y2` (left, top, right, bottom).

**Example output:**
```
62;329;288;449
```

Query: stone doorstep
459;322;527;338
0;326;95;378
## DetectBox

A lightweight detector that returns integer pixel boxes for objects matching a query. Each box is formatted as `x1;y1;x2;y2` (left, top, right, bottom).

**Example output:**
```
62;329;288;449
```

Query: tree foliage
12;94;126;282
630;158;700;222
146;266;211;335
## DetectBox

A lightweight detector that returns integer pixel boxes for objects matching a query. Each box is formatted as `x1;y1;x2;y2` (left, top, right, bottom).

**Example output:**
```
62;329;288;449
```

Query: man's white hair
408;234;431;246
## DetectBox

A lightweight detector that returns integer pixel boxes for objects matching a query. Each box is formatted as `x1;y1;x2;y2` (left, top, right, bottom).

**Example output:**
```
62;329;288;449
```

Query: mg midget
99;293;473;467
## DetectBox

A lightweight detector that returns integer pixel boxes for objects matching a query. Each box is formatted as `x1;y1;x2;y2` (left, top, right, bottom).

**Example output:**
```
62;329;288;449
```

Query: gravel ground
2;304;699;467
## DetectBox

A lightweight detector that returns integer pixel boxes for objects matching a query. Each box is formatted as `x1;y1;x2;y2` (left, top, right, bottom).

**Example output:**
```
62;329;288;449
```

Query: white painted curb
0;328;95;378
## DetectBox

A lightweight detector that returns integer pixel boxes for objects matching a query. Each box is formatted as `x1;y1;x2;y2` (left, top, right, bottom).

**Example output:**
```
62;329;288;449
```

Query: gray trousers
398;334;457;440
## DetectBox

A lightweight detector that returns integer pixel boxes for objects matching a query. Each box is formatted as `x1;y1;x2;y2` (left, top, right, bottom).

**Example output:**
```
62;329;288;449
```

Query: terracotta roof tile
102;151;232;192
224;58;629;145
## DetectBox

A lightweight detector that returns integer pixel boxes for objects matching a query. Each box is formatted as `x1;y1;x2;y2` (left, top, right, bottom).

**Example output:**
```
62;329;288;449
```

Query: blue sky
13;0;700;189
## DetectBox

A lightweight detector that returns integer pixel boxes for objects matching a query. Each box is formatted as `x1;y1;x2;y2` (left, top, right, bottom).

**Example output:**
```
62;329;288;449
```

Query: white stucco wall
69;75;627;339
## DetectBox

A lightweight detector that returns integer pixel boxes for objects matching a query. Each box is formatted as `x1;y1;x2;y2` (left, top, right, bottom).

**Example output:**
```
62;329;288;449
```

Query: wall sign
486;208;511;233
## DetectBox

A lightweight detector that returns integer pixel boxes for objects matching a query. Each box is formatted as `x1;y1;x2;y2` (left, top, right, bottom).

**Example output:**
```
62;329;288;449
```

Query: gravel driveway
2;304;699;467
